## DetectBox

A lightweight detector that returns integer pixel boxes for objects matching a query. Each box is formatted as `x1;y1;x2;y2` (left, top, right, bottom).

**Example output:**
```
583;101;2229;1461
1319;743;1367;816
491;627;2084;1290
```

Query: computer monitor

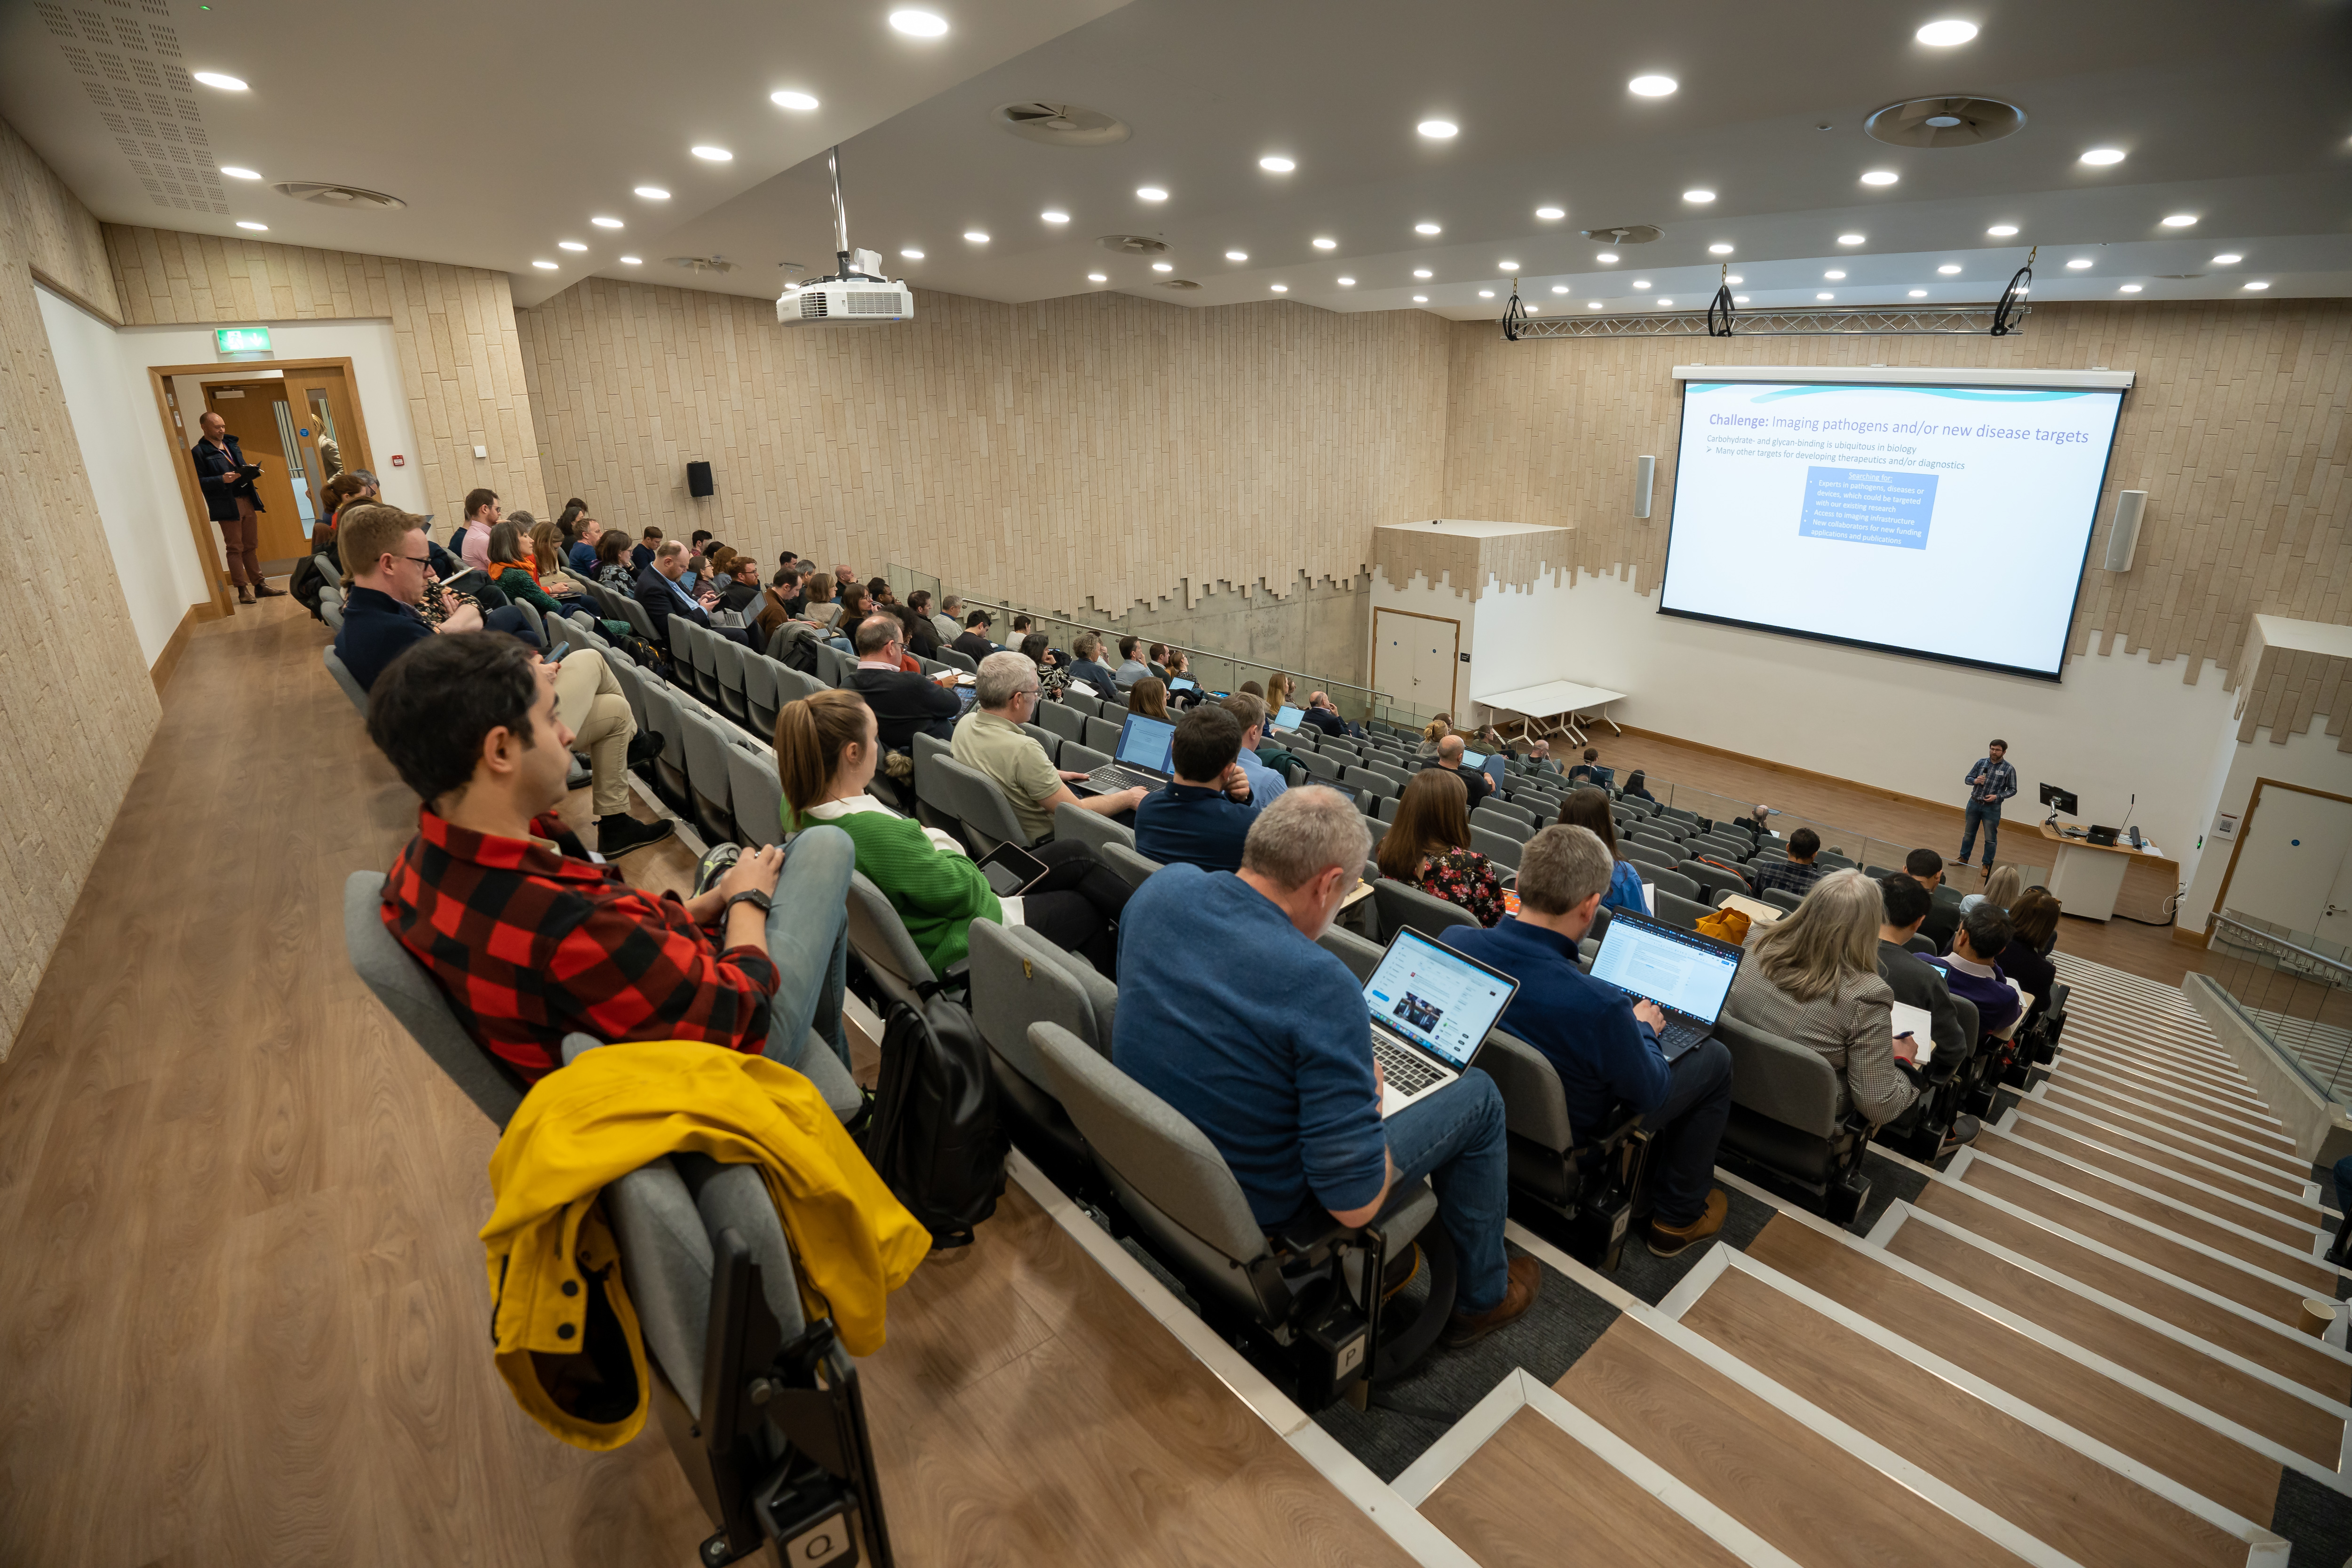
2039;781;2079;817
1113;712;1177;773
1460;749;1486;768
1273;704;1304;730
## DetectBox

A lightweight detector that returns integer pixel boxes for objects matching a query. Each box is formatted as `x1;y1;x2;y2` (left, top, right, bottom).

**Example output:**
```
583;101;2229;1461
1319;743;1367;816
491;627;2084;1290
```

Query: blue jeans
758;823;853;1074
1959;800;2001;866
1639;1038;1733;1227
1386;1068;1510;1313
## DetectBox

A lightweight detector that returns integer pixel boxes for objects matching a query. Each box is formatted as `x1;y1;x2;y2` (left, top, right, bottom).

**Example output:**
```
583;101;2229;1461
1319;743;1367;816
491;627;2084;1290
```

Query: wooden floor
0;599;1406;1568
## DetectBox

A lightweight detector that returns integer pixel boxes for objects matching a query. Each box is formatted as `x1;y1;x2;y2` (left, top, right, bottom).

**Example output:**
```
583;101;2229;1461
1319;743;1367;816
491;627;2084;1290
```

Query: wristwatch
723;889;773;918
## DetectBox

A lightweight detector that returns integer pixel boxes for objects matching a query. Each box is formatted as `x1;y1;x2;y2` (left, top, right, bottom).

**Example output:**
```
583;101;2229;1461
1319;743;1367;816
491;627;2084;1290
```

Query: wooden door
202;381;309;564
286;367;366;512
2221;782;2352;937
1372;607;1459;721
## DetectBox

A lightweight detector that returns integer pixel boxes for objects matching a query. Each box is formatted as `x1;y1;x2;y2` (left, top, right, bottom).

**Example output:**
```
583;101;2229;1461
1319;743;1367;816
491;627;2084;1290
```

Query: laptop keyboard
1655;1015;1711;1054
1373;1033;1448;1098
1085;764;1160;794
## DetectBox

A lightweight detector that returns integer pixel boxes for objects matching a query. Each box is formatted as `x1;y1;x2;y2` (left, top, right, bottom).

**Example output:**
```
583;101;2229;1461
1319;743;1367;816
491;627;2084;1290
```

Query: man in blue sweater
1114;788;1539;1348
1444;825;1734;1256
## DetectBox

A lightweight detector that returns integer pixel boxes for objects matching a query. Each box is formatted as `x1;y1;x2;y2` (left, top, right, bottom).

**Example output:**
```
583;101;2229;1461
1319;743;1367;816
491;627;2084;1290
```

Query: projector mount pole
826;143;872;282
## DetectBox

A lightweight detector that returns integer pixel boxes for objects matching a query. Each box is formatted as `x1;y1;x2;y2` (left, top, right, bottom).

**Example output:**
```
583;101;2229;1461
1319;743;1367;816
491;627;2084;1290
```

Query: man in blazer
191;410;282;603
637;539;751;650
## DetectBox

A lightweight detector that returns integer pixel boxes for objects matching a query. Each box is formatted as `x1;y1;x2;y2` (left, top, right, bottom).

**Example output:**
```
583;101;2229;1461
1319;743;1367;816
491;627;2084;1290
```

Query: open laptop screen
1274;704;1304;729
1114;713;1176;772
1589;913;1742;1024
1362;928;1517;1069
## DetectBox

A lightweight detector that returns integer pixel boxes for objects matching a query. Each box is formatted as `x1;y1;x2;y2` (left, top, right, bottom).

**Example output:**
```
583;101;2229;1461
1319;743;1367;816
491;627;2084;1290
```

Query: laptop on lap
1360;929;1520;1117
1584;909;1743;1062
1080;711;1177;795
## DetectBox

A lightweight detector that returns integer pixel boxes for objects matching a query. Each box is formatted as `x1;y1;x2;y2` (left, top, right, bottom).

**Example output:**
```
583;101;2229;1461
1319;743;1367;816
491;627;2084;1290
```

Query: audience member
191;408;278;603
335;503;483;682
1220;693;1287;805
1263;672;1295;718
631;526;663;572
848;613;960;749
1526;739;1558;775
1416;716;1452;759
1751;828;1828;898
1960;864;2023;918
1127;677;1171;722
715;556;765;618
1300;691;1350;738
1554;786;1649;916
833;564;858;591
933;596;964;645
1423;734;1493;813
1565;748;1603;785
1734;802;1777;837
1378;769;1506;926
594;530;637;597
527;520;581;598
905;587;934;624
954;652;1145;841
1726;870;1923;1130
800;573;840;628
899;600;941;660
637;539;740;646
1924;903;2023;1037
1148;644;1172;681
1907;847;1958;953
1133;704;1264;873
952;610;997;665
866;575;895;607
1876;874;1968;1069
1112;788;1537;1348
2002;888;2062;1031
565;515;602;572
778;690;1128;975
831;583;874;644
1112;635;1152;690
1020;632;1070;702
1446;825;1733;1254
1063;631;1118;697
486;521;571;616
776;567;808;614
1621;769;1656;803
459;488;501;571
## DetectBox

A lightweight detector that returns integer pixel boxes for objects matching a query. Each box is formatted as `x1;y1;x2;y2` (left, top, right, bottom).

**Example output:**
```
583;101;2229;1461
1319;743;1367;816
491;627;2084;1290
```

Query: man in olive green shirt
954;652;1144;841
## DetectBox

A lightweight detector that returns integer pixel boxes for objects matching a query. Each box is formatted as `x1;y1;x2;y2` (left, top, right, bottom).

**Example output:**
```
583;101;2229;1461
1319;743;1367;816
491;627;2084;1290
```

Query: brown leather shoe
1442;1254;1541;1348
1647;1188;1730;1258
252;580;286;597
237;583;255;605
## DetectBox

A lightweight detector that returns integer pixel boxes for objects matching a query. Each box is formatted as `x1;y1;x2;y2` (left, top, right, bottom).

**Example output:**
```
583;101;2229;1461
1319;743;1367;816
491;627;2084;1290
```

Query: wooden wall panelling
102;225;546;521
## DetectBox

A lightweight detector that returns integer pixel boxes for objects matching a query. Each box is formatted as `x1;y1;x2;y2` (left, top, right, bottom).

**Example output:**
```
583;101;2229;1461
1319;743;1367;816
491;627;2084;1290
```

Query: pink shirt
460;519;492;571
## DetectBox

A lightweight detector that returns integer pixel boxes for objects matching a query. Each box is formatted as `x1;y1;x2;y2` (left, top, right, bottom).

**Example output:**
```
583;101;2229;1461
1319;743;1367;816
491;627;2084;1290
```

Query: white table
2038;823;2141;923
1476;680;1628;747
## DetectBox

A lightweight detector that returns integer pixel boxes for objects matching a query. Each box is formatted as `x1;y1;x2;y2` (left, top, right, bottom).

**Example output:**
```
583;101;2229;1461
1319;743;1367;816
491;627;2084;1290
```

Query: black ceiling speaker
686;460;714;498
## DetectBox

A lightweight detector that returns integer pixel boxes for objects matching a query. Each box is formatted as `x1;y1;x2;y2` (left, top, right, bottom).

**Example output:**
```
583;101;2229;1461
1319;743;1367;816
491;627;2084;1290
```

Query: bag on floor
864;994;1005;1248
289;554;327;618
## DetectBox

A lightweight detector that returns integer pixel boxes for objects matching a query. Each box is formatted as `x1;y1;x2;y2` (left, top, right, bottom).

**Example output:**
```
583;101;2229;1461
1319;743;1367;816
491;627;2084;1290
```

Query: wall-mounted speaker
1633;454;1655;519
2103;488;2146;571
686;460;715;499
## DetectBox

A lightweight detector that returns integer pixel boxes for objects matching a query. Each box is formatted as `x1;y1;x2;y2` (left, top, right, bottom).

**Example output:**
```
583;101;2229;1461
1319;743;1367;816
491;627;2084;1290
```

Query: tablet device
1168;677;1197;692
976;842;1050;897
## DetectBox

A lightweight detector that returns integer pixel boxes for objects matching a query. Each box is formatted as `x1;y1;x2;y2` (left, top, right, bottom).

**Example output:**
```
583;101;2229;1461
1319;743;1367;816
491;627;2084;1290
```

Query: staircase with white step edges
1315;949;2352;1568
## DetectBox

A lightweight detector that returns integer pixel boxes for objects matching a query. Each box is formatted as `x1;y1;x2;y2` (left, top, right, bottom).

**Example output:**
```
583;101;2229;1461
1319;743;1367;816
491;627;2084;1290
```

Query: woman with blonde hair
775;690;1129;974
527;519;581;598
1726;869;1935;1132
1417;713;1454;759
1263;672;1295;719
1961;864;2023;918
1126;677;1171;722
1376;768;1507;926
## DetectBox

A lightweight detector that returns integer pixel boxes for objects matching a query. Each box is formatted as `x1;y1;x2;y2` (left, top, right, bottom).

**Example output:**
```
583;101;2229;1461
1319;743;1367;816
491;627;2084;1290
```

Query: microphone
2122;793;2141;849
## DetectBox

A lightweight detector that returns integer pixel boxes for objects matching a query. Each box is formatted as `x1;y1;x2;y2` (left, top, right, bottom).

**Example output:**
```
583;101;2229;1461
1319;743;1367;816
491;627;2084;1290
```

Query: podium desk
2036;823;2145;922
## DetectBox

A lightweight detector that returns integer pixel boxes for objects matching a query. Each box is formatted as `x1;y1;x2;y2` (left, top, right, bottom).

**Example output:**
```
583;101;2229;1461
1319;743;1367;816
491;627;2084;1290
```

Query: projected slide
1661;378;2126;678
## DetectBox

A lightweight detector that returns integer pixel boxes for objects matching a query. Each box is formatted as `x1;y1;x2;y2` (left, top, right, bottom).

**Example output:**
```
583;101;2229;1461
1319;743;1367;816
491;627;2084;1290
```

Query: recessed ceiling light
1596;252;1618;263
1041;210;1069;223
532;260;557;269
1724;274;1742;283
1732;294;1749;304
1837;233;1865;245
2066;257;2092;269
1551;284;1568;294
1336;277;1355;286
1313;237;1337;249
620;256;641;265
888;9;948;36
1271;284;1288;292
1824;269;1845;279
2211;253;2242;264
1860;170;1899;186
2244;280;2270;290
1413;294;1429;303
558;240;587;251
636;186;670;200
1151;261;1172;272
1414;222;1441;235
691;145;732;161
2078;148;2125;166
1225;250;1248;262
771;90;819;111
1632;280;1650;289
1817;291;1835;300
1657;298;1673;307
1986;224;2018;236
901;248;924;260
1418;120;1458;139
1535;206;1565;220
1589;301;1604;309
235;220;267;231
964;230;988;243
1908;288;1927;297
1498;260;1519;271
1259;156;1295;172
2161;213;2197;227
191;71;247;90
2119;283;2142;292
1938;263;1963;274
1087;272;1107;282
1478;289;1494;298
1915;19;1978;45
1136;186;1168;201
218;165;260;180
1683;189;1716;203
592;216;623;229
1525;305;1539;314
1414;268;1433;279
1628;75;1677;96
1708;242;1734;255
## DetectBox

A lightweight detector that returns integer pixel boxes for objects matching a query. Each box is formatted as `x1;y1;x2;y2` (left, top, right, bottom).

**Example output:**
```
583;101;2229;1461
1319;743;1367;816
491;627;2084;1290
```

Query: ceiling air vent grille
994;101;1131;147
1865;96;2026;148
273;181;406;209
1097;234;1169;255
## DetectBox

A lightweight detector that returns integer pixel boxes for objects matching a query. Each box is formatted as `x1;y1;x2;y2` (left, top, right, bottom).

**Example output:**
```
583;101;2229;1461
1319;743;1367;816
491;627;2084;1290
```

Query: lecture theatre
8;3;2352;1564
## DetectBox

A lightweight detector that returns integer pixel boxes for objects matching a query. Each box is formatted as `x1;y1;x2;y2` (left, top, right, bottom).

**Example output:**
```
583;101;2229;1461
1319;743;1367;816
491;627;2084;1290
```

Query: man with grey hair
1113;788;1540;1350
934;595;964;646
953;650;1144;842
1444;825;1734;1257
850;613;960;749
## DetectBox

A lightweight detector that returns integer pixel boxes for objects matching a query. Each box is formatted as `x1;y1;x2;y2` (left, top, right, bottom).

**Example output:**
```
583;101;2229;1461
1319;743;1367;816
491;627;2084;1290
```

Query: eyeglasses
396;554;432;568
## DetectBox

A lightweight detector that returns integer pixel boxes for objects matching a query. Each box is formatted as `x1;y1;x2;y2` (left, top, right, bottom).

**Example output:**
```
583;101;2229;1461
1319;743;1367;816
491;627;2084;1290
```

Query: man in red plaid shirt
365;632;853;1084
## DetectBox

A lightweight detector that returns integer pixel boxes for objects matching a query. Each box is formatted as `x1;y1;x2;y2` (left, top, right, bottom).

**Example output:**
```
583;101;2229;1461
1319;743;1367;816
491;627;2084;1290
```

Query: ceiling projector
778;150;914;326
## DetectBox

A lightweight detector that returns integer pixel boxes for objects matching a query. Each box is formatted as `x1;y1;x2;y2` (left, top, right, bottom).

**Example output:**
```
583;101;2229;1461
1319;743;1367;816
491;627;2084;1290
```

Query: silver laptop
1586;908;1744;1062
1362;928;1520;1117
1081;711;1177;794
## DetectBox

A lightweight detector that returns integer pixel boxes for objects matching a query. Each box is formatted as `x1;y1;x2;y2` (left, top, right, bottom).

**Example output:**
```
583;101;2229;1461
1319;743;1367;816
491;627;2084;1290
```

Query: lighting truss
1503;303;2028;339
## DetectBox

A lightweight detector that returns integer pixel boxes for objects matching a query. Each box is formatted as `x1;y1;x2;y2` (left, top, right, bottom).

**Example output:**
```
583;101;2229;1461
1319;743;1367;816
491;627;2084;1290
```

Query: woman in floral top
1376;769;1508;927
594;530;638;597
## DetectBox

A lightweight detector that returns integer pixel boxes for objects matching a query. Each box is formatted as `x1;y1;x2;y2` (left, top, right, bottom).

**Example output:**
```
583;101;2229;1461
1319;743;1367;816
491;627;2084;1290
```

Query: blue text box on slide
1796;466;1938;550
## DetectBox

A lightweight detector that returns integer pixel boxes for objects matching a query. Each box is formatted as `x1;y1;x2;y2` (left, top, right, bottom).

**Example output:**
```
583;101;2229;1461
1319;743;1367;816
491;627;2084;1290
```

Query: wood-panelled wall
1441;301;2352;687
0;118;156;1057
516;278;1452;617
104;226;546;520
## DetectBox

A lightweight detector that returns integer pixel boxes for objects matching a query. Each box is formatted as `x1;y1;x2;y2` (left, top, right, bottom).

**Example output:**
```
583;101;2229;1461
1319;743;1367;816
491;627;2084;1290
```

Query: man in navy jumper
1133;703;1263;873
1113;788;1540;1348
1444;825;1734;1256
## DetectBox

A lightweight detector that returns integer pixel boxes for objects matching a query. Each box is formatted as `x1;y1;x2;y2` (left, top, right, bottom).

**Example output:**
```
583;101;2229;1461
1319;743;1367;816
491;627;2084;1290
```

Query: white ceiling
7;0;2349;324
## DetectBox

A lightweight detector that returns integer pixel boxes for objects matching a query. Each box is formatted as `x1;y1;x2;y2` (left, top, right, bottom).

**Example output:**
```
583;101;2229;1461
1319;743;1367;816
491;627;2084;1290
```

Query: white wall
2181;717;2352;932
36;285;210;665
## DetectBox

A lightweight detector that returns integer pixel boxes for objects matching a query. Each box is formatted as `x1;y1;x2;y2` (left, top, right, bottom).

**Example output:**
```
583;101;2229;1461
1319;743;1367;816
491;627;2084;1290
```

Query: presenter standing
1957;740;2016;872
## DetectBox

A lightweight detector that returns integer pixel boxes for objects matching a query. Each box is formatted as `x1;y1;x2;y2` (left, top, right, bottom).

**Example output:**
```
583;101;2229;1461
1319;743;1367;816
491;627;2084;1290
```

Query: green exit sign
215;326;271;354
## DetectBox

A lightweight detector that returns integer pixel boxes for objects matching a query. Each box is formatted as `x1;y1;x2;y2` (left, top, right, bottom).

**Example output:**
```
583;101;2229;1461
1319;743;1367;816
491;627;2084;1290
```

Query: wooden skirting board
146;601;215;695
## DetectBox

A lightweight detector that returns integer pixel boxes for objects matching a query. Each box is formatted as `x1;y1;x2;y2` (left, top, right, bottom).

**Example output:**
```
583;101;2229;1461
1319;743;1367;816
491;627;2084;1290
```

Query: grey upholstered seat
741;648;781;734
965;921;1114;1177
1038;701;1088;745
1648;867;1702;901
1470;806;1534;843
679;707;740;840
1372;878;1480;943
935;755;1032;853
1469;826;1523;869
1100;841;1162;890
1651;887;1712;931
843;869;953;1012
1083;715;1125;754
323;648;368;713
1053;798;1135;856
710;633;752;725
723;742;784;848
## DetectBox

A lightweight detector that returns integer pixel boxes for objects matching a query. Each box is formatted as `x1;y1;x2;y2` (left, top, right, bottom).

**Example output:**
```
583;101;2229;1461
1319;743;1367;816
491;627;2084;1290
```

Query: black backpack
863;994;1005;1248
780;633;821;675
289;555;327;618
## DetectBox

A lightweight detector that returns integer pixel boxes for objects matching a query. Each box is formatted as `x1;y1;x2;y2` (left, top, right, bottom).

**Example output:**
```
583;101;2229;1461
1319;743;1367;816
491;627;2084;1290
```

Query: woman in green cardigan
485;520;569;616
777;689;1131;976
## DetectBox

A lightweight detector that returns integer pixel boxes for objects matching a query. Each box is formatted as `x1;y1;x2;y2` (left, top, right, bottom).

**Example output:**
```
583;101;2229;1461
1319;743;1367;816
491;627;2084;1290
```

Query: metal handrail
2209;911;2352;984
